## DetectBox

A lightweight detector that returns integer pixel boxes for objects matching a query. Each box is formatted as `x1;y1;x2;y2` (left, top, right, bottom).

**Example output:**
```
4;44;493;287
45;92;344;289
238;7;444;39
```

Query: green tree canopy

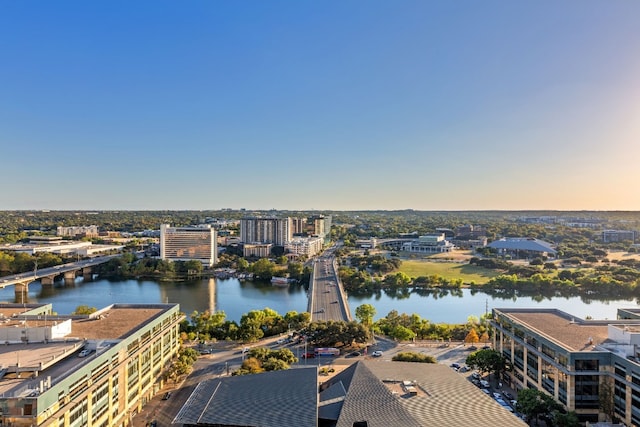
355;304;376;327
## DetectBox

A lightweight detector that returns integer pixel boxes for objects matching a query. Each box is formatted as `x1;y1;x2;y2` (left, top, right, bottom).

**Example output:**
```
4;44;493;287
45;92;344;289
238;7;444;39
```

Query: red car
302;352;315;359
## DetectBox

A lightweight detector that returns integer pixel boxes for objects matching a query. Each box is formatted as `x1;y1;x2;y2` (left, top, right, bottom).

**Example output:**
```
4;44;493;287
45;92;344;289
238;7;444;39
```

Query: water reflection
2;276;639;324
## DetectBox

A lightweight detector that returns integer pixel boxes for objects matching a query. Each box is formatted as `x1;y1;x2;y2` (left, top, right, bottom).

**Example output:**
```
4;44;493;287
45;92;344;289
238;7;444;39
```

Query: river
1;276;638;323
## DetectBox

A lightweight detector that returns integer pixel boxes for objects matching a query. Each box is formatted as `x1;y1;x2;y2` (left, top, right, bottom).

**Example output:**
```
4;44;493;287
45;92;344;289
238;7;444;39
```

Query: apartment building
243;243;273;258
160;224;217;267
0;303;183;427
492;307;640;425
239;218;291;246
57;226;100;238
284;236;323;258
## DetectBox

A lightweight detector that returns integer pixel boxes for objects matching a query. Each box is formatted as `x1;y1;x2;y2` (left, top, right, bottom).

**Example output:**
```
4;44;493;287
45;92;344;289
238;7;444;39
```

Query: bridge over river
0;255;118;302
308;245;351;322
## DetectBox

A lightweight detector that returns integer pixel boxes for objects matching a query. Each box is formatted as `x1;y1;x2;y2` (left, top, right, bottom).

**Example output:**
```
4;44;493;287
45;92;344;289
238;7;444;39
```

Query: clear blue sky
2;1;639;211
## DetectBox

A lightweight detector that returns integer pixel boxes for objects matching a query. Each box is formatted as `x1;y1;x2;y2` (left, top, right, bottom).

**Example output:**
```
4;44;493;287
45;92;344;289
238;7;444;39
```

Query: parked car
479;380;490;388
502;391;513;400
372;351;383;357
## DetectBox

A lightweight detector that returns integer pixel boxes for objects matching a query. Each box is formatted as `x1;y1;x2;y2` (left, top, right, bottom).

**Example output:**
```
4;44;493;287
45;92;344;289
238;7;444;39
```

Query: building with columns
492;307;640;425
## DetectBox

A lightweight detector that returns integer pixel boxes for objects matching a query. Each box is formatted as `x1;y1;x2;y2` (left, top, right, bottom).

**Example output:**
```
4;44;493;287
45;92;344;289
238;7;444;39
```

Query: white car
78;349;91;358
372;351;383;357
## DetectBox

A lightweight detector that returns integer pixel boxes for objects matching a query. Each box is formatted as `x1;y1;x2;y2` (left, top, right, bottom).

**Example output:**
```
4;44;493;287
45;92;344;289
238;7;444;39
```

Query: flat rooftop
0;341;85;396
0;304;173;397
71;307;164;339
498;309;610;351
0;307;37;318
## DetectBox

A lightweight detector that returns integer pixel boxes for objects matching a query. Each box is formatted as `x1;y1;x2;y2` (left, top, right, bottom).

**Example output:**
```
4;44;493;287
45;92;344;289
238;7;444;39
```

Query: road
309;245;351;322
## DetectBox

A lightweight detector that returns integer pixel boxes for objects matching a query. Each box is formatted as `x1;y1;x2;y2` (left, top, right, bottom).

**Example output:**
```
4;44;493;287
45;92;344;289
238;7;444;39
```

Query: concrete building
492;307;640;425
242;243;273;258
239;218;292;246
355;238;378;249
0;302;183;427
1;241;122;256
285;236;323;258
602;230;636;243
57;226;99;238
160;224;217;267
401;234;455;253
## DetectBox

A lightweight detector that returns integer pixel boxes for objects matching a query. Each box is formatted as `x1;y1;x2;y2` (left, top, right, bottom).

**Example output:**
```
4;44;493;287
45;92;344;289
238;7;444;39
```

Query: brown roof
506;311;609;351
71;307;163;339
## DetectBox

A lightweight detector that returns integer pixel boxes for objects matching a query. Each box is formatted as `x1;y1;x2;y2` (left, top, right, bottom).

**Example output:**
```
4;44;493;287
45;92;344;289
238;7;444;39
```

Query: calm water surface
1;276;638;323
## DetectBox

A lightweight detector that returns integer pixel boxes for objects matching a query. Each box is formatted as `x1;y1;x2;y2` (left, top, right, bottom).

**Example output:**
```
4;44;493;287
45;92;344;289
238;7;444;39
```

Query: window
575;359;599;372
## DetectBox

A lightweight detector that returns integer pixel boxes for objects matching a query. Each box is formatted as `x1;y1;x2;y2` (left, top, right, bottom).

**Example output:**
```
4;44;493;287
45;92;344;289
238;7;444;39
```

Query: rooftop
331;361;527;427
70;306;164;339
497;309;610;351
487;237;557;255
174;367;318;427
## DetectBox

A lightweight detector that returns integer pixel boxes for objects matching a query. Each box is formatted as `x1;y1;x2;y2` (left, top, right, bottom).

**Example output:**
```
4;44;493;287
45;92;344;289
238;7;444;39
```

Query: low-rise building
602;230;636;243
487;237;557;258
0;302;183;427
243;243;273;258
285;236;324;258
401;234;454;253
493;307;640;425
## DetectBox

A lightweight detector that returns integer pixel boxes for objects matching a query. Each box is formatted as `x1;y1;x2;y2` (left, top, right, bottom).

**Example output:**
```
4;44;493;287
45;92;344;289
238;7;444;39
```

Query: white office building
160;224;217;267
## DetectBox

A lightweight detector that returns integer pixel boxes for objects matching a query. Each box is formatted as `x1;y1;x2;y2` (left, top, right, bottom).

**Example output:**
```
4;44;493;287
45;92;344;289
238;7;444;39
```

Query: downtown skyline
1;1;640;211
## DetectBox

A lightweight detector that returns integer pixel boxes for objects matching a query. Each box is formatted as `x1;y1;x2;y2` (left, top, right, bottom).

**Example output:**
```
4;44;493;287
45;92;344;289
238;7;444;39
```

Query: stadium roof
487;237;557;255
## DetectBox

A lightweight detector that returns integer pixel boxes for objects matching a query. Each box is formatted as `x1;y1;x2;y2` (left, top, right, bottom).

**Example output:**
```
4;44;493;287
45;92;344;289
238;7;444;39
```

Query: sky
1;1;639;211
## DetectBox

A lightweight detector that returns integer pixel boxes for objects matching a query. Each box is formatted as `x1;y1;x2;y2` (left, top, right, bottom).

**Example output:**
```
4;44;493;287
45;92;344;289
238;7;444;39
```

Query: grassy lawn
399;260;499;285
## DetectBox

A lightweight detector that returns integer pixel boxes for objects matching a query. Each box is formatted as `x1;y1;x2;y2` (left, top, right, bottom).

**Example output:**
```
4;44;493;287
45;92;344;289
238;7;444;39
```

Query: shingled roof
329;361;527;427
173;367;318;427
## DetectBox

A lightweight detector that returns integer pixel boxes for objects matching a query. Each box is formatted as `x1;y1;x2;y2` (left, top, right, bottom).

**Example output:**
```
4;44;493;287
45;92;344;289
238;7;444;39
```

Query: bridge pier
64;271;76;286
41;276;56;287
82;267;92;281
15;282;30;304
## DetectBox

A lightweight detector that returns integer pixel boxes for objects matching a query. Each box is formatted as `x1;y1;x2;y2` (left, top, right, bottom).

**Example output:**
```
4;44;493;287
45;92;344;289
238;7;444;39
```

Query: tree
516;388;560;426
553;411;580;427
355;304;376;327
390;325;416;342
465;349;507;381
392;352;436;363
250;258;276;280
73;305;97;315
464;329;480;344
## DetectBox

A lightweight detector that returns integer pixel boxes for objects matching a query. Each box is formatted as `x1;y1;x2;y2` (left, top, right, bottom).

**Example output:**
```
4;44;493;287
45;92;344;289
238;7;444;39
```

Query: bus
314;347;340;357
